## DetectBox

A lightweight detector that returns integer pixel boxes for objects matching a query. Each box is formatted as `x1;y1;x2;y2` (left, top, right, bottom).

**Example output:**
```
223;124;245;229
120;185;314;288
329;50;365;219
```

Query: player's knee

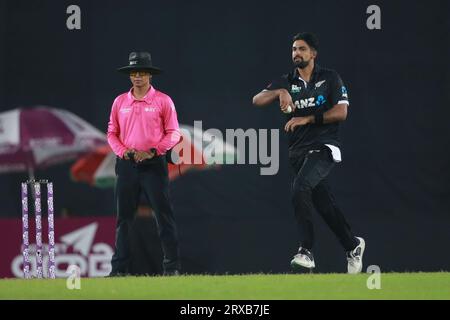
292;180;313;201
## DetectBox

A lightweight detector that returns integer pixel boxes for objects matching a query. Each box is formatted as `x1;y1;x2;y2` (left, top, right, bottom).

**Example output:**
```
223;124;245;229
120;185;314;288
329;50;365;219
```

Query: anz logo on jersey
295;95;327;110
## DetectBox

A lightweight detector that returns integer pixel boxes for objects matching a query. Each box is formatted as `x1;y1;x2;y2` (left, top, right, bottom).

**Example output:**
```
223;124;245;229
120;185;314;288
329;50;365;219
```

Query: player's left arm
285;103;348;131
318;103;347;123
285;72;349;131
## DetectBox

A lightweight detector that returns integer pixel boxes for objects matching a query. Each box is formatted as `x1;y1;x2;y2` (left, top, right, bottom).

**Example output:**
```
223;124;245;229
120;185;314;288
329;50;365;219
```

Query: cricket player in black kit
253;33;365;273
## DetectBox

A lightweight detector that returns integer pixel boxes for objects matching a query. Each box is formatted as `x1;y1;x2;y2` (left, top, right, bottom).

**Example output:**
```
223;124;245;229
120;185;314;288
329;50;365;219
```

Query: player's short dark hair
292;32;319;52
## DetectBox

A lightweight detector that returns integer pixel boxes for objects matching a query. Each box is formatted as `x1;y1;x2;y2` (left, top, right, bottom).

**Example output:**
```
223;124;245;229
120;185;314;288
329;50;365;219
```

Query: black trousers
110;156;180;274
290;146;358;252
129;216;164;276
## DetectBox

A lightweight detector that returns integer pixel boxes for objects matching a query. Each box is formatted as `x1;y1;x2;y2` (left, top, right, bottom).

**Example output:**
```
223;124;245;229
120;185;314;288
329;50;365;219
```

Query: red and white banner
0;217;116;278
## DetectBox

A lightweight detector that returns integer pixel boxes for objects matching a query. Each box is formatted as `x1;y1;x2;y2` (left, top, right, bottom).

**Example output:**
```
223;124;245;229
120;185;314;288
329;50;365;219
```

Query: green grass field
0;272;449;300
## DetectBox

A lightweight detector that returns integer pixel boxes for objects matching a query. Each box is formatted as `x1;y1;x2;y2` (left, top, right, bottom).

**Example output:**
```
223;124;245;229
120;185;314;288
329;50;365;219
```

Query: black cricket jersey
265;64;349;158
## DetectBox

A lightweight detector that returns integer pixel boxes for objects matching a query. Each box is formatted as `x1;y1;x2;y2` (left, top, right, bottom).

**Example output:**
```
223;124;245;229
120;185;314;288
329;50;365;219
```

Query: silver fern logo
315;80;326;88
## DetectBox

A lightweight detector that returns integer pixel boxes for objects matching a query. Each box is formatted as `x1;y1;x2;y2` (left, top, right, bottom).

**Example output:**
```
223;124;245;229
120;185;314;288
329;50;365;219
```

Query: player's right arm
107;97;132;159
253;88;293;113
253;75;294;112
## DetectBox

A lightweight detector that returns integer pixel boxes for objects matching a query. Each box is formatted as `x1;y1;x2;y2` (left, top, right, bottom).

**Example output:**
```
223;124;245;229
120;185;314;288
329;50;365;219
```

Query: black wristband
314;113;324;125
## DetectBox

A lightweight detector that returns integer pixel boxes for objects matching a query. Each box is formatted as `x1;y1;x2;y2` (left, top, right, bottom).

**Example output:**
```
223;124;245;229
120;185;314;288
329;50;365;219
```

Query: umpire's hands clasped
123;149;136;160
123;149;156;162
133;150;156;162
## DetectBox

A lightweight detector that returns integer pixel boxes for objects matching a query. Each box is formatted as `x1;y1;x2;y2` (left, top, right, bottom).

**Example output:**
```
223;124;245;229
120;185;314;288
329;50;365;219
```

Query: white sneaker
291;248;315;269
347;237;365;274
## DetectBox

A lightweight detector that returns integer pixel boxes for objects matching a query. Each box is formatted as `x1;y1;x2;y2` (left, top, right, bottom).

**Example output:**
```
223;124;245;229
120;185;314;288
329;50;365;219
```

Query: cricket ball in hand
283;106;292;114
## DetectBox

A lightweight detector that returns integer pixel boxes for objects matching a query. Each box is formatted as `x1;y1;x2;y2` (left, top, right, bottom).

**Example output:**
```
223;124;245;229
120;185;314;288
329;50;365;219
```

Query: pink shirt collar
127;85;156;103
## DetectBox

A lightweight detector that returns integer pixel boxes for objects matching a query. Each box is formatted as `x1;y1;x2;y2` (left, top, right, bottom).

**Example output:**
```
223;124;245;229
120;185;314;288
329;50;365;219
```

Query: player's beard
294;58;310;69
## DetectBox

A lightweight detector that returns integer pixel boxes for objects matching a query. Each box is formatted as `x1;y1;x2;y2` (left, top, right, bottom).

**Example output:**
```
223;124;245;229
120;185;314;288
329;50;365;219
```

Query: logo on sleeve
341;86;348;98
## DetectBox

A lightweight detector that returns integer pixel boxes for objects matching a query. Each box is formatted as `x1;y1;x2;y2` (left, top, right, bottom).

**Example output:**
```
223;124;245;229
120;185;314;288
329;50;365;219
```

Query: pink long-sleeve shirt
107;86;181;158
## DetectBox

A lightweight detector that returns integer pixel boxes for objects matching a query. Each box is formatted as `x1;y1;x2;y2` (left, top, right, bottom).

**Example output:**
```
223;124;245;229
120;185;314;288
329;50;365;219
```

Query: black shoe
163;270;180;276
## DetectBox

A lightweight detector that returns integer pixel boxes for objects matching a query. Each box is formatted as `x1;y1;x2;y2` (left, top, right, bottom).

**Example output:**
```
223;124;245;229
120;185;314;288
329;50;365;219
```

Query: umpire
107;52;181;276
253;33;365;273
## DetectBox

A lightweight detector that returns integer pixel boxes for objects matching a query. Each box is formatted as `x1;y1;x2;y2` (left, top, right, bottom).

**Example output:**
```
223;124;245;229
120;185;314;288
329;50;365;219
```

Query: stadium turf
0;272;449;300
